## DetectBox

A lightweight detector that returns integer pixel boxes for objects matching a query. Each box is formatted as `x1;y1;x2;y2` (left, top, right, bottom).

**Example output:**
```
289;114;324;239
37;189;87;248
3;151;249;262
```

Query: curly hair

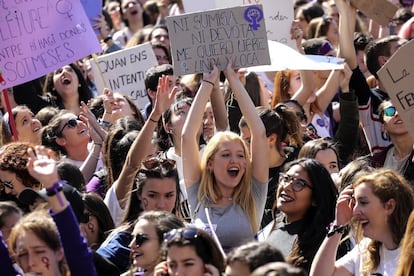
0;142;40;189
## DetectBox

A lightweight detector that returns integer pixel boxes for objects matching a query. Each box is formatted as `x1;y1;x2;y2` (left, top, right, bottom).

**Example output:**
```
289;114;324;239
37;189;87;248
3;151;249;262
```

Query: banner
166;5;270;75
0;0;102;89
90;42;158;110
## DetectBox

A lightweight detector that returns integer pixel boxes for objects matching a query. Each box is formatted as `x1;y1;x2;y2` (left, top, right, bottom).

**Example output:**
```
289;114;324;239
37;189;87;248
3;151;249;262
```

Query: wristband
203;79;215;86
103;36;112;43
327;223;347;237
46;180;66;207
100;120;111;128
149;117;158;123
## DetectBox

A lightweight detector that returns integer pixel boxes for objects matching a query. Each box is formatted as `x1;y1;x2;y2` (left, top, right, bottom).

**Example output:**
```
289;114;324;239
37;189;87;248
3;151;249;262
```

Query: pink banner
0;0;102;89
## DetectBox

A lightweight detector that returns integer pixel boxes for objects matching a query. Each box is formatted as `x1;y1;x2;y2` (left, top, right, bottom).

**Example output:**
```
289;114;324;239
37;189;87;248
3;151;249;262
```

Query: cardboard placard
182;0;295;48
166;5;270;75
377;39;414;140
90;42;158;110
350;0;397;26
0;0;101;89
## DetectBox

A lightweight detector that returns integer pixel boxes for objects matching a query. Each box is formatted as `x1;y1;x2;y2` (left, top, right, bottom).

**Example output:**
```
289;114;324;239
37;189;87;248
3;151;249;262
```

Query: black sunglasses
135;233;150;247
164;228;198;243
58;119;78;136
142;157;176;171
0;180;13;191
279;173;313;192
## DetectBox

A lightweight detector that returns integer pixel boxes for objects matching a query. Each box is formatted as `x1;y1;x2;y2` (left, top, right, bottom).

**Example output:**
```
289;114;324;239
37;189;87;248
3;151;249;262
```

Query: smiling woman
0;105;42;147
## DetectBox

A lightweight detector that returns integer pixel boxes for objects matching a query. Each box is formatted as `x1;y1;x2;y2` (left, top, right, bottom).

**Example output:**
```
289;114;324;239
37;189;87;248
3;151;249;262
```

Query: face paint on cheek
41;256;50;270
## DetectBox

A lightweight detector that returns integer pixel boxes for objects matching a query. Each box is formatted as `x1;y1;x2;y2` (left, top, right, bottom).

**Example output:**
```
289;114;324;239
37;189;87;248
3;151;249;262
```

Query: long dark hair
277;158;338;272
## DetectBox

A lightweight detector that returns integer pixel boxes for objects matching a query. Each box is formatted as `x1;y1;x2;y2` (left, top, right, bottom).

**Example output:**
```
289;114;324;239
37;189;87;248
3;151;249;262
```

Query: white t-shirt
104;181;128;227
336;238;400;276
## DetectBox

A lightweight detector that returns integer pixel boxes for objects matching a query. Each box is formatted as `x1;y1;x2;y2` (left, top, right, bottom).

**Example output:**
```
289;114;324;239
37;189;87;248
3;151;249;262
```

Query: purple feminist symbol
244;6;264;31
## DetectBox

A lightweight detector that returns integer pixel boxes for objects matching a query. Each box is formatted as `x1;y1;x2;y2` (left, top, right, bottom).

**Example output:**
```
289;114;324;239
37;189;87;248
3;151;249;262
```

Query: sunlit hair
352;169;414;275
8;210;69;276
199;131;258;233
395;210;414;276
0;142;40;189
272;70;295;107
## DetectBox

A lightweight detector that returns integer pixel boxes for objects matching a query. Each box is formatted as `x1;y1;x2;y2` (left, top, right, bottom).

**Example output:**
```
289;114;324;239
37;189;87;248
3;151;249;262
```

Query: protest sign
90;42;158;110
80;0;102;34
350;0;397;26
248;41;344;71
377;39;414;140
166;5;270;75
0;0;101;89
182;0;295;48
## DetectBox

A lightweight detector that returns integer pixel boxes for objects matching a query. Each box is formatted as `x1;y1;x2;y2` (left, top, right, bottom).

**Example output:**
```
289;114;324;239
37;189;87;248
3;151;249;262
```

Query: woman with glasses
0;142;42;206
182;61;268;252
97;76;183;273
258;158;338;273
0;105;43;147
371;100;414;183
124;211;184;276
41;110;103;182
310;169;414;276
155;227;225;276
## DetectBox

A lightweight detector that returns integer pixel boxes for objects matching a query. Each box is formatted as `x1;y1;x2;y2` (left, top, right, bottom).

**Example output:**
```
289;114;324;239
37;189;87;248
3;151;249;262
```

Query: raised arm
335;0;357;69
224;62;268;184
115;75;178;208
314;69;341;113
310;186;354;276
182;65;220;187
26;146;97;276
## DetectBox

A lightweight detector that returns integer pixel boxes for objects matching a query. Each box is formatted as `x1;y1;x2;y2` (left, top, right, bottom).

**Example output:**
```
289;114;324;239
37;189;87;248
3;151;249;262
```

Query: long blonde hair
198;131;258;233
395;210;414;276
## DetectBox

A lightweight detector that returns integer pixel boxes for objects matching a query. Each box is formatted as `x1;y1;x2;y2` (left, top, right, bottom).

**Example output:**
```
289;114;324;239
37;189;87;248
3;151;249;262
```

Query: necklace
222;196;233;201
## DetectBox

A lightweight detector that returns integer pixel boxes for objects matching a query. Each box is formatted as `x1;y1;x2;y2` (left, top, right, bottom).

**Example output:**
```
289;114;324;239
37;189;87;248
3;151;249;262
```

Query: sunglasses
58;118;79;136
142;157;176;171
279;173;313;192
296;111;307;122
135;233;150;247
0;179;13;191
383;106;397;117
164;228;198;243
79;212;92;224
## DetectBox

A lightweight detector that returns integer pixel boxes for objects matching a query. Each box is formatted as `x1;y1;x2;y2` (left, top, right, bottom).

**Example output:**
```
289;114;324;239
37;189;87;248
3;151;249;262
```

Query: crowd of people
2;0;414;275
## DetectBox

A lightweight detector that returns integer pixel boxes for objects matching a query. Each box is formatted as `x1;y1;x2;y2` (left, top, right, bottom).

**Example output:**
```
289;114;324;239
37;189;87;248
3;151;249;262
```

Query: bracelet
100;120;111;128
46;180;67;207
203;79;215;86
149;117;159;123
327;223;347;237
103;36;112;43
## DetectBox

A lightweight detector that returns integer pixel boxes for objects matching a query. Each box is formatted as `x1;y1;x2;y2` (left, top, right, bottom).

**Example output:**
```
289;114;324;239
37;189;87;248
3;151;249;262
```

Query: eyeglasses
279;173;313;192
142;157;176;171
296;111;307;122
0;179;13;191
135;233;150;247
58;119;78;136
383;106;397;117
164;228;198;243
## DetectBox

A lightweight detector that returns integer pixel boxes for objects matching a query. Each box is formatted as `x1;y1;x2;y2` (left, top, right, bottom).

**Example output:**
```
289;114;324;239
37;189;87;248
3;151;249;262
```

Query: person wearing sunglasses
124;211;184;276
41;110;104;181
182;61;269;252
0;142;41;206
155;227;225;276
257;158;338;273
370;100;414;183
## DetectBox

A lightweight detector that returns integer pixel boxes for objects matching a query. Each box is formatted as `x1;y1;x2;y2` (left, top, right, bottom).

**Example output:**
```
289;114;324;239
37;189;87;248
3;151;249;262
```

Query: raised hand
335;185;355;226
153;75;179;117
27;146;59;188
